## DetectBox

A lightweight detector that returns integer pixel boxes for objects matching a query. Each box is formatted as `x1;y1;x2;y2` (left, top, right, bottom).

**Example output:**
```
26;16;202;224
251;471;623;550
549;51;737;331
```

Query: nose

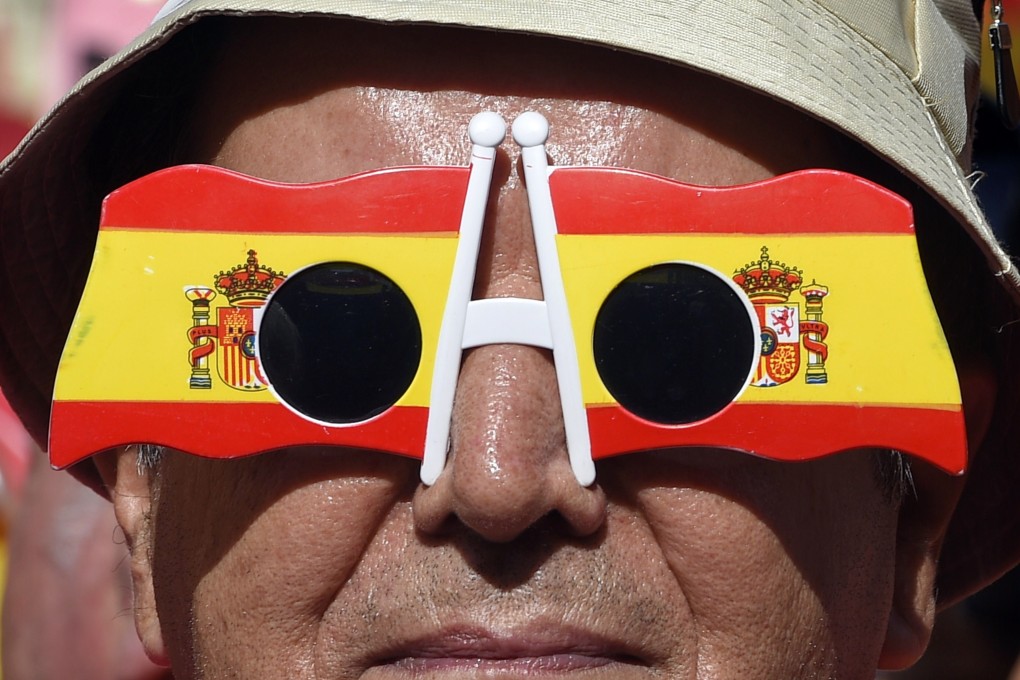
412;111;606;542
413;344;606;541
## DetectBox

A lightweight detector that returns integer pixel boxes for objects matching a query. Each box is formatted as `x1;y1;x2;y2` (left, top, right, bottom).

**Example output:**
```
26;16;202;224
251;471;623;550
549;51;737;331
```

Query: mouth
371;625;649;675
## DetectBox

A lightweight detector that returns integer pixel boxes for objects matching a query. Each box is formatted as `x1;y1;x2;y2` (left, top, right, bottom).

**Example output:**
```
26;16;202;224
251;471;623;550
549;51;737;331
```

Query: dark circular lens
259;263;422;423
593;263;757;424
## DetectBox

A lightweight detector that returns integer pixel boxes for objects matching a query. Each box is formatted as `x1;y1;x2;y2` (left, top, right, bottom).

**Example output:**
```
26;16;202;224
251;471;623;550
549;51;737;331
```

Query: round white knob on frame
511;111;550;148
468;112;507;148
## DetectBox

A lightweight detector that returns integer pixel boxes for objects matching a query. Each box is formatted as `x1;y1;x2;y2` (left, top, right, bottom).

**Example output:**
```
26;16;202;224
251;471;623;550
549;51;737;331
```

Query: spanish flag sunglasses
50;112;966;485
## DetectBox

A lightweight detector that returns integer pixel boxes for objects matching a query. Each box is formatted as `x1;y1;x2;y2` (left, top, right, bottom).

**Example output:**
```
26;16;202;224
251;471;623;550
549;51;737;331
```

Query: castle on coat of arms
732;247;829;387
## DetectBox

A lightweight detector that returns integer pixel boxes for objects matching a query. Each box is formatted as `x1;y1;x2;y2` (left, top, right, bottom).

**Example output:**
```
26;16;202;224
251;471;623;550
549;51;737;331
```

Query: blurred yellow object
983;0;1020;97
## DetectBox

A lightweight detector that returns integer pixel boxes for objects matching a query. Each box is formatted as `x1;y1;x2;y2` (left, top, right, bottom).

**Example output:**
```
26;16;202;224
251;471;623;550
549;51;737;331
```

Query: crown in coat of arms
215;250;285;307
732;246;803;303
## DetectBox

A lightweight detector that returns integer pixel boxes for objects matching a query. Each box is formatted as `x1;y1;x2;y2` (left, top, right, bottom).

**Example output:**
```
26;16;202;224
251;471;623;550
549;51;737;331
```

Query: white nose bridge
420;112;596;487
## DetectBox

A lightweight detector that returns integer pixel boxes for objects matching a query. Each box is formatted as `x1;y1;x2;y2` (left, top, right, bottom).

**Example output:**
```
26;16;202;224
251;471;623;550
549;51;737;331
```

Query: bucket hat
1;0;1017;606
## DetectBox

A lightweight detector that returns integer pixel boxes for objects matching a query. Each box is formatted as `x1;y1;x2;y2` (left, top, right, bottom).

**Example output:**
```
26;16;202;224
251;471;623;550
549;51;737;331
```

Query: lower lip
385;653;621;674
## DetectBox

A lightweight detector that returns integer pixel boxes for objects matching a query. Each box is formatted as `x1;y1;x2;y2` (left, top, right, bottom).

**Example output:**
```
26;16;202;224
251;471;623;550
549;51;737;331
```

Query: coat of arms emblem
733;247;829;387
185;250;286;390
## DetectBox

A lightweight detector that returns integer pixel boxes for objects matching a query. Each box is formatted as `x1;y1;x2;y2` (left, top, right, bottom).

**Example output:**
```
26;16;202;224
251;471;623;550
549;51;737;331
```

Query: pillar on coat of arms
185;286;217;388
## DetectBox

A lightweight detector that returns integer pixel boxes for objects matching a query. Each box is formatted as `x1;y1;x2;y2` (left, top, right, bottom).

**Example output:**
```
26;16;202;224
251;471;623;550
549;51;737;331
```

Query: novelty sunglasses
50;112;966;484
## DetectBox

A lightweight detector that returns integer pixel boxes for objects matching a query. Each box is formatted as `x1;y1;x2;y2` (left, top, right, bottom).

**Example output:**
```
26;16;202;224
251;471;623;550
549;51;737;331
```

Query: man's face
110;18;941;679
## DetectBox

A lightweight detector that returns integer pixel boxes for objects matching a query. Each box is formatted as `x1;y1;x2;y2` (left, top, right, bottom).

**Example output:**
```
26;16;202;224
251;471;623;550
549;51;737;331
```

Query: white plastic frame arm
511;112;596;486
421;112;506;485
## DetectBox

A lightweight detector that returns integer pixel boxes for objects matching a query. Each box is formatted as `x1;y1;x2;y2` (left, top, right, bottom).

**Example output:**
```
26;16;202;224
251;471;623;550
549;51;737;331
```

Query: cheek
622;453;900;677
149;452;415;677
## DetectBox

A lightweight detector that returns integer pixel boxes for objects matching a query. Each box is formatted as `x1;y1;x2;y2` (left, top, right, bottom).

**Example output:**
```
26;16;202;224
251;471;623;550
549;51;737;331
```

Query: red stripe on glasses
49;401;429;468
101;165;471;234
550;168;913;235
587;402;966;474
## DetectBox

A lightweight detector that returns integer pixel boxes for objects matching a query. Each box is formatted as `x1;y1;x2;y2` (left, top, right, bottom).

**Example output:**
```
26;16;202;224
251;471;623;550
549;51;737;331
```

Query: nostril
423;514;607;588
453;513;536;545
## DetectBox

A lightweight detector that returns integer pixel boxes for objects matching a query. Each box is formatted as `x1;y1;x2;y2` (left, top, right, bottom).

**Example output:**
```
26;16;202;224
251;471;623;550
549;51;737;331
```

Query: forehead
186;17;855;184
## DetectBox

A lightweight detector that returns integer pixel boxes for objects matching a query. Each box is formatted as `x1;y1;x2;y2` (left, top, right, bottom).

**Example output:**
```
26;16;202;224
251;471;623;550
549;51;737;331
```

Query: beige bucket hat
1;0;1017;604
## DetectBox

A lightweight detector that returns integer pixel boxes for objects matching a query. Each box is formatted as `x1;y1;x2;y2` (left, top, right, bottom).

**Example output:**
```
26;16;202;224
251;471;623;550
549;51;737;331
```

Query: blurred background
1;4;169;679
0;0;1018;678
